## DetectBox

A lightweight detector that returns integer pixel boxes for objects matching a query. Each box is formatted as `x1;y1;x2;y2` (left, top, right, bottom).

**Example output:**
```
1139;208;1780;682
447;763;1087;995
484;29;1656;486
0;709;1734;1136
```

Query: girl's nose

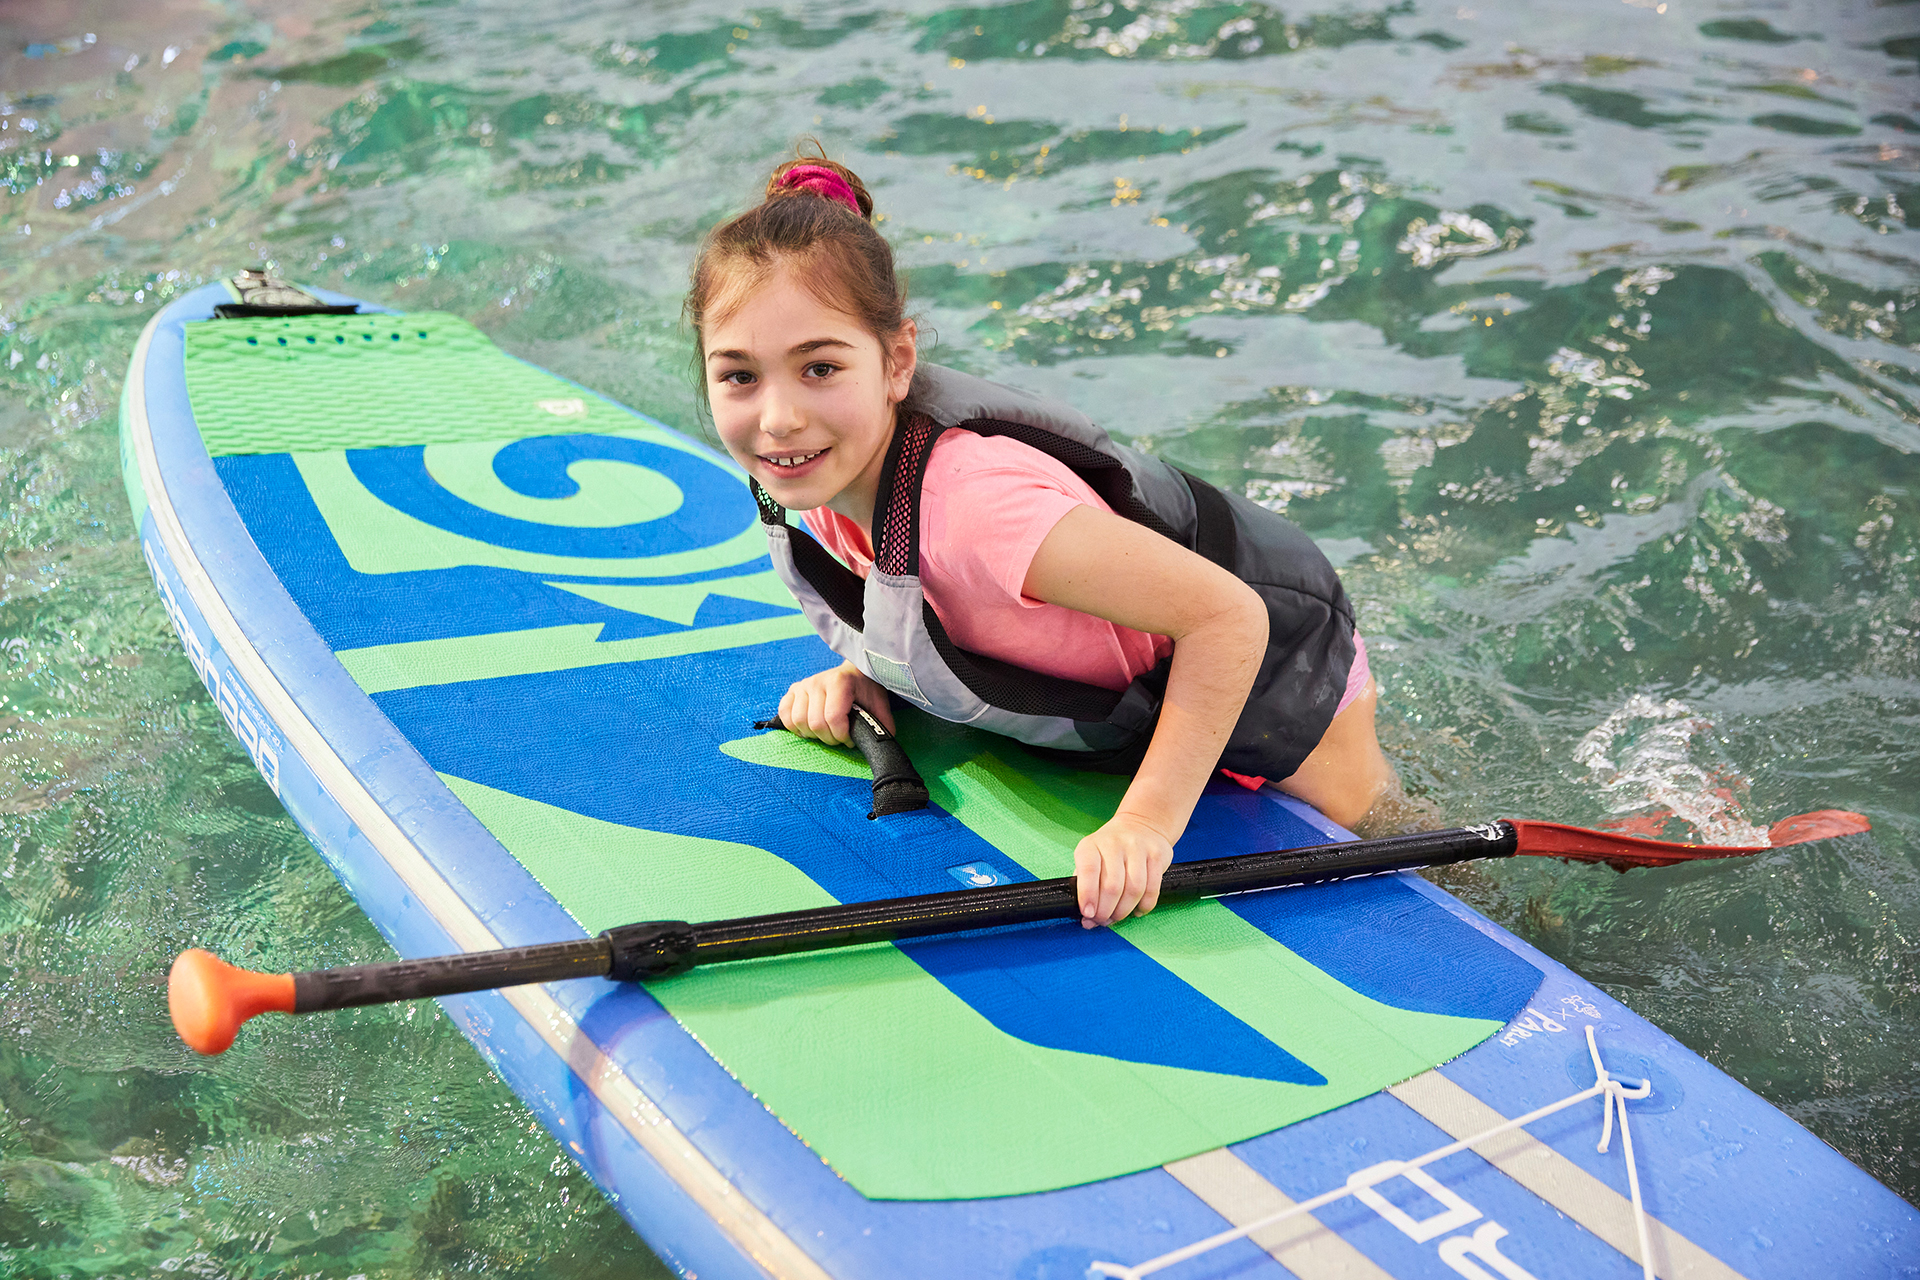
762;385;806;436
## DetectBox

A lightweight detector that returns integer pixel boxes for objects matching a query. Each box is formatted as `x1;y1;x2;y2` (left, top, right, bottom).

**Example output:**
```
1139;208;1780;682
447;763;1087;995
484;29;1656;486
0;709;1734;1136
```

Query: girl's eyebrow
705;337;854;364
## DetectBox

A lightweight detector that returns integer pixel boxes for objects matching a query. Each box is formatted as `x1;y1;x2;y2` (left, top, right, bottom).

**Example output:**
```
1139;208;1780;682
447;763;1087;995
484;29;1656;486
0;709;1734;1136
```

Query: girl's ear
884;319;918;403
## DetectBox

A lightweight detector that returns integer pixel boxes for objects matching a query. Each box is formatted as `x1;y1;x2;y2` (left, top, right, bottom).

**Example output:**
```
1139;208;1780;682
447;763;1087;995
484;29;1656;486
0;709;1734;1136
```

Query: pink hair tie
779;163;863;217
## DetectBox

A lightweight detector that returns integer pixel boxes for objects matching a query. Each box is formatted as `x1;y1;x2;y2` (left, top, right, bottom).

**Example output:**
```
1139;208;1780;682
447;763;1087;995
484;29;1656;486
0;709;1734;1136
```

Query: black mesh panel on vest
751;478;786;526
922;602;1125;723
788;525;867;632
875;413;940;577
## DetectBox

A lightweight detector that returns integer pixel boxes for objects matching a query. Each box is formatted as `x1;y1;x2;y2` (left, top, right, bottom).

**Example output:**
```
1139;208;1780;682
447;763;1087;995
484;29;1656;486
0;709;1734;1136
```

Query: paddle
167;808;1868;1054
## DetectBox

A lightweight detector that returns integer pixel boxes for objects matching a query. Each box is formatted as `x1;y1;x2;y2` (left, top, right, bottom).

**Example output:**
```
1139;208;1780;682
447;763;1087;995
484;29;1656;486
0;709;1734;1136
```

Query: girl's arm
1023;504;1268;926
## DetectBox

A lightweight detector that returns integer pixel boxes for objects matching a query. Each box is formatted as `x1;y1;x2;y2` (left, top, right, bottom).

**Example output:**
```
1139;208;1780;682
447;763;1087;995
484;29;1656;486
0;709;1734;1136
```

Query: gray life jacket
755;363;1356;780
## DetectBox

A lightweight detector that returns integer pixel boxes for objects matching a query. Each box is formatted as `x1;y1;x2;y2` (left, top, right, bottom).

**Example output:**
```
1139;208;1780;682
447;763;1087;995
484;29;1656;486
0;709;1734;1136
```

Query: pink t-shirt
802;429;1173;691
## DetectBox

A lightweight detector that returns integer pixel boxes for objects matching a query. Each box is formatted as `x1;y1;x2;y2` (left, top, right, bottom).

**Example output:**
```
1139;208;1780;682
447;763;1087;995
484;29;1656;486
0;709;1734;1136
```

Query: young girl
689;149;1393;928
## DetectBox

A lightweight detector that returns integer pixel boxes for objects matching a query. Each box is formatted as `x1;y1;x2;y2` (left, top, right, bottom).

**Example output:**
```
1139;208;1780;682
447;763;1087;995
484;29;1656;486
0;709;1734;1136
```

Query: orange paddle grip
168;948;295;1055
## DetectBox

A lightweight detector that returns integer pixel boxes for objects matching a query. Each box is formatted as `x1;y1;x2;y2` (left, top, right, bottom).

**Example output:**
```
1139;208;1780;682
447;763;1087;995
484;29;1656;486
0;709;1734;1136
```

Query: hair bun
766;149;873;220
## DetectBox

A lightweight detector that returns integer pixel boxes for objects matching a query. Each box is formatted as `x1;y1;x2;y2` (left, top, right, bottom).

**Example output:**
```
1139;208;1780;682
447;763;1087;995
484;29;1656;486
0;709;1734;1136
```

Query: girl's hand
1073;812;1177;927
778;661;895;748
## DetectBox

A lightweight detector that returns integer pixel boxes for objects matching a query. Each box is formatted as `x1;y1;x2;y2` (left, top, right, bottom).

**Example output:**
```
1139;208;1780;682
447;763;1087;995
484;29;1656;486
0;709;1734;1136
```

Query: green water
3;0;1916;1272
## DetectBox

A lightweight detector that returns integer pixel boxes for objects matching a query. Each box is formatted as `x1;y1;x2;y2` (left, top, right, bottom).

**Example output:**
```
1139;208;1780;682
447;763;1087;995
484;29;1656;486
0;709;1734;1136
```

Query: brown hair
685;141;907;404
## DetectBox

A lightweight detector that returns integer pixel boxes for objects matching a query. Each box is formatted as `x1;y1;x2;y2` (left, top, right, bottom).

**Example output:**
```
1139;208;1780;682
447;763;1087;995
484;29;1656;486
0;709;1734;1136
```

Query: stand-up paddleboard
123;275;1919;1278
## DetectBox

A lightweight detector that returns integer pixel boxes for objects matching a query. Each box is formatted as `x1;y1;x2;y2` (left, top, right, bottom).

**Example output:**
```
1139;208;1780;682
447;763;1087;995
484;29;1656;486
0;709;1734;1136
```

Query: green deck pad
183;313;652;456
445;733;1503;1200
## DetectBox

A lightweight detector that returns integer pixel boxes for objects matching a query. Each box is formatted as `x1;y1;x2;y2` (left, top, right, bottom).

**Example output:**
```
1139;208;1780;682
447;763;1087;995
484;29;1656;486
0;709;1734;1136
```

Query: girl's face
705;264;916;524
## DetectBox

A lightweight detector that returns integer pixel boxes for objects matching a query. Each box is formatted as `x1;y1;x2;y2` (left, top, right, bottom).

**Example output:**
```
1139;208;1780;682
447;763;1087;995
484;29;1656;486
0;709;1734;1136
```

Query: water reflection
3;0;1917;1269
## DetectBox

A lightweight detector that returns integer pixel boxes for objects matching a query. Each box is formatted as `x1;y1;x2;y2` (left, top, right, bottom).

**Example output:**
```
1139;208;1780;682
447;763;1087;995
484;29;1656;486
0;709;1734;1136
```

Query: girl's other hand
1073;813;1176;927
778;661;895;747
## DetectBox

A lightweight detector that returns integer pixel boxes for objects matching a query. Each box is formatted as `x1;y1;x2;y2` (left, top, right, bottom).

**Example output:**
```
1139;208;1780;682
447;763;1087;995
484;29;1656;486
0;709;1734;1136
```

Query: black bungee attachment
753;704;930;817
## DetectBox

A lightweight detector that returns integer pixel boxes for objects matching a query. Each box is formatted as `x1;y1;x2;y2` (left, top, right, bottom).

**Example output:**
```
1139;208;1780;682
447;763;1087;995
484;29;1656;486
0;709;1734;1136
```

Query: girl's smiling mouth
763;448;828;473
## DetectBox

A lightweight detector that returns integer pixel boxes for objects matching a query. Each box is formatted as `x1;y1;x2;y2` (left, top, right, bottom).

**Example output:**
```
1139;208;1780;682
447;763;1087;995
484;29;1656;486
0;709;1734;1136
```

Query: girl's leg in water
1275;680;1440;835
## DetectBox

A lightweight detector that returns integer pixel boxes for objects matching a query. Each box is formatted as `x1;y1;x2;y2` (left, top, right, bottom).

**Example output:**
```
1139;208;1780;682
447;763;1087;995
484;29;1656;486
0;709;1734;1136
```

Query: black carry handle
753;705;930;816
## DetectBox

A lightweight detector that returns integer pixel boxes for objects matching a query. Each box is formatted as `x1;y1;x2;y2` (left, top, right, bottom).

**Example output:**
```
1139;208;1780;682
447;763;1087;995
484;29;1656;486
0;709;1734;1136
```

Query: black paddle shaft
288;823;1518;1013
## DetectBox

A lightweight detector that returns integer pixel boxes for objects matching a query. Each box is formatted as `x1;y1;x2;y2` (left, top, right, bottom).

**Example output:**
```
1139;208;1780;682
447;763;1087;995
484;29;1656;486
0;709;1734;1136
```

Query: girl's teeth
770;451;821;468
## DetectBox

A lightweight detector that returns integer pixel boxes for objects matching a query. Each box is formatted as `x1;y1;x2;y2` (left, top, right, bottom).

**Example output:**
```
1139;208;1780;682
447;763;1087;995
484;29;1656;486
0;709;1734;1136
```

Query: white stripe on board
1387;1071;1748;1280
1164;1149;1396;1280
127;307;830;1280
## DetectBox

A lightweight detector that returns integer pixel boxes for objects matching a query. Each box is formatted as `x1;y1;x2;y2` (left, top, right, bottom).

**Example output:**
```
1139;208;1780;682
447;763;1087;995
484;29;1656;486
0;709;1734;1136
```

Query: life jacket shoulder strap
753;478;867;632
1180;470;1238;570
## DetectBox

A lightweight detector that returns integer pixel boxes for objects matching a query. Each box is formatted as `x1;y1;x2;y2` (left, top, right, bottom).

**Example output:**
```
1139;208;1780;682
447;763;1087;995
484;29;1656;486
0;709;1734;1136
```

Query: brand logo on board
142;537;283;796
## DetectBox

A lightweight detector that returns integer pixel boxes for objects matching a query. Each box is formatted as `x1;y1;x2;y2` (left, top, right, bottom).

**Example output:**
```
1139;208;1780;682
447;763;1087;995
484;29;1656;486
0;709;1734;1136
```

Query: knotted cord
1091;1025;1655;1280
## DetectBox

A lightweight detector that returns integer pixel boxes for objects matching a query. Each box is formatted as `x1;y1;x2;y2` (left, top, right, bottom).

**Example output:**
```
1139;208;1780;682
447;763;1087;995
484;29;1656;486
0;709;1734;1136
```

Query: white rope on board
1091;1025;1656;1280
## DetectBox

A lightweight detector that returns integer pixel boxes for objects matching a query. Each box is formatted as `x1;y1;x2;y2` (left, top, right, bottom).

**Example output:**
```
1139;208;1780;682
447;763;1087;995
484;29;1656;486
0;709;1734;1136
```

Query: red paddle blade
1765;809;1872;846
1510;810;1871;871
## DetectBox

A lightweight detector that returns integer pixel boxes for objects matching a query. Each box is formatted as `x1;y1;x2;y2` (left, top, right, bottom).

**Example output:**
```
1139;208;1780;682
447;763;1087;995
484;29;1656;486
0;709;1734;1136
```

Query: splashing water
1574;695;1772;847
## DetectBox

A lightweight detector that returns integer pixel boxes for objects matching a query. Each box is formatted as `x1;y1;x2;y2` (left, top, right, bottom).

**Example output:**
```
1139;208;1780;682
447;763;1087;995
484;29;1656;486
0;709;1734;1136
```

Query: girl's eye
804;361;838;379
718;369;756;387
